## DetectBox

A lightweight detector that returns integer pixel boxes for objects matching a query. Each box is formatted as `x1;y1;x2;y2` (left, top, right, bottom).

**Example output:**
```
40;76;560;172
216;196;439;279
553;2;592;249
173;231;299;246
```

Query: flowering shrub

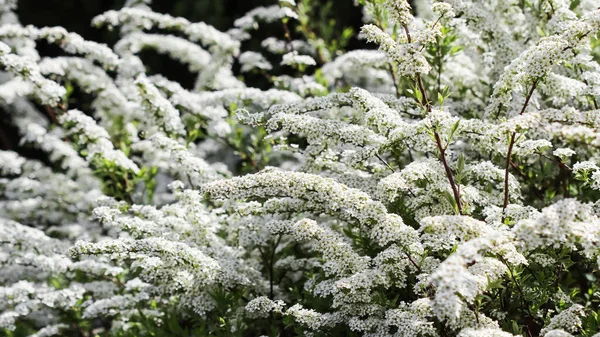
1;0;600;336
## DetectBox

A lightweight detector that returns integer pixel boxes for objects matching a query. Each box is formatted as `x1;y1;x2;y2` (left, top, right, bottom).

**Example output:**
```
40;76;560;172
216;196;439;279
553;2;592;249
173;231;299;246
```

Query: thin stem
405;252;421;273
434;131;463;214
406;142;415;162
418;15;444;52
502;132;518;218
416;73;429;109
376;153;396;172
536;151;572;198
519;81;538;117
469;302;480;325
401;21;463;214
403;25;412;43
509;160;528;179
583;78;599;110
269;234;283;299
44;105;58;124
388;63;401;98
437;43;443;96
502;80;538;221
282;21;296;53
536;152;572;171
499;256;535;337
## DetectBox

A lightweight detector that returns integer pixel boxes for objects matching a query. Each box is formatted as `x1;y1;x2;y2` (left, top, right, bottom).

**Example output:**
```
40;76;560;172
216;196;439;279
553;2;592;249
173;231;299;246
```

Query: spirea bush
1;0;600;336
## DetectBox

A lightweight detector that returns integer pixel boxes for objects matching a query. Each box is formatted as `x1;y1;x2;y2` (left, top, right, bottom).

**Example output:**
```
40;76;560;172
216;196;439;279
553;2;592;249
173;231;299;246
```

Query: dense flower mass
1;0;600;336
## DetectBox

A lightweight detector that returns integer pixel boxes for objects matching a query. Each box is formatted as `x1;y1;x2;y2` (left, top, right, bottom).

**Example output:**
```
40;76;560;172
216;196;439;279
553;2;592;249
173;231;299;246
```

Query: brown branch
509;160;527;178
282;21;296;53
501;35;589;219
403;25;412;43
434;131;463;214
400;20;463;214
502;80;538;222
537;152;573;171
388;63;400;98
376;153;395;173
405;252;421;273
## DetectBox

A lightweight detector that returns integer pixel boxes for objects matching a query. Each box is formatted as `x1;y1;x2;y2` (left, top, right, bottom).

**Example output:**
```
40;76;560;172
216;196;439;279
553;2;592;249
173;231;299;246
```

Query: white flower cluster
0;24;120;69
239;51;272;72
573;161;600;190
135;76;186;137
361;24;431;77
428;229;526;330
59;109;140;173
115;33;212;73
0;42;65;106
281;51;317;67
91;7;239;53
540;304;585;336
513;199;600;261
234;5;298;30
147;133;224;187
245;296;285;317
385;0;414;27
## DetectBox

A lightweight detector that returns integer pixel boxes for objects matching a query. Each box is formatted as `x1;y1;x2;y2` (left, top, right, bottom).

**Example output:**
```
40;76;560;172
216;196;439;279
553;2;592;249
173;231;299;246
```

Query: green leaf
443;190;459;214
536;26;546;37
166;314;185;336
457;152;465;173
446;119;460;148
449;45;464;56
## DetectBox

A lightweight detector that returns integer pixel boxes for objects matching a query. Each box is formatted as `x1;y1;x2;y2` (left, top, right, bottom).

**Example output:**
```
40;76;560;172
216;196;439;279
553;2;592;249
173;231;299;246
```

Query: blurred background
0;0;368;152
14;0;366;89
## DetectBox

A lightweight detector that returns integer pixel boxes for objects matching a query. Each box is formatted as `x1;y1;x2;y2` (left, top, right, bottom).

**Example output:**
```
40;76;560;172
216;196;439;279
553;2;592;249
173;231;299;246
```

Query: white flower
543;330;575;337
0;52;65;106
116;33;211;73
59;110;140;173
245;296;285;317
135;76;186;137
239;51;272;72
386;0;414;27
285;304;324;330
234;5;298;30
553;148;576;161
432;3;455;18
513;199;600;260
289;218;370;277
540;304;585;336
361;24;431;76
148;133;225;187
29;324;69;337
513;139;552;156
458;327;519;337
92;8;239;53
0;151;26;175
281;51;317;67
